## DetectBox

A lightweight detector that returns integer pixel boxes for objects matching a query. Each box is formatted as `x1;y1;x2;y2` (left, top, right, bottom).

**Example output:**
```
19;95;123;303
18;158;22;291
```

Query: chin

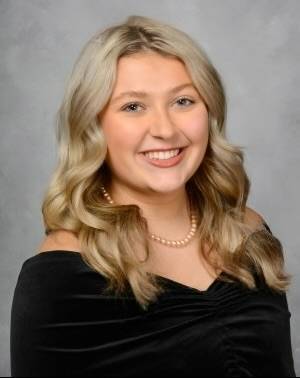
144;182;186;194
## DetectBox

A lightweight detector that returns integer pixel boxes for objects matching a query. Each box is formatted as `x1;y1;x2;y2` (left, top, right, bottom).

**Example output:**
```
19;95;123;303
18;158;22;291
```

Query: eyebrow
110;83;197;104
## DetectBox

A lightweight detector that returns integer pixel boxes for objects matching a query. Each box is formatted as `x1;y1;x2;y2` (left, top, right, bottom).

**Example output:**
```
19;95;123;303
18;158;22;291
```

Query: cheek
183;112;209;144
101;117;140;155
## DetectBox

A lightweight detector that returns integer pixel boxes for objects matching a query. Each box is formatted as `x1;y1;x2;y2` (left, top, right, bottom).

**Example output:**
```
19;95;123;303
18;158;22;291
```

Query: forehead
117;51;185;69
112;52;193;92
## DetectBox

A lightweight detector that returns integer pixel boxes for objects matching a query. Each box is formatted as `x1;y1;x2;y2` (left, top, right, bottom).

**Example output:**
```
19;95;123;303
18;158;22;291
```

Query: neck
105;180;192;239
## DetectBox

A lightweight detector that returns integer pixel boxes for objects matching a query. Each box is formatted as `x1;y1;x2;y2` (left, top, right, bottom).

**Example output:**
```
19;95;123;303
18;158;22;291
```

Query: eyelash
121;97;195;113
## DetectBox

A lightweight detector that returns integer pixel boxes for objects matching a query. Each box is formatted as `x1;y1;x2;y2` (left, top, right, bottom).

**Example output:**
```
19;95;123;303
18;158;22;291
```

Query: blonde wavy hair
42;15;292;310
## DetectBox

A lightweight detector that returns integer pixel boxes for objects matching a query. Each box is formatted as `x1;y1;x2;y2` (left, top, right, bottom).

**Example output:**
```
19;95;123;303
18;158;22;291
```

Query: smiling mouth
142;148;183;160
141;146;186;154
140;147;186;168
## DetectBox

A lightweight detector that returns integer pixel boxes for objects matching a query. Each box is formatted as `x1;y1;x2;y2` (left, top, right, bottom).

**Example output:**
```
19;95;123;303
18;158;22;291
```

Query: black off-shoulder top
10;222;296;377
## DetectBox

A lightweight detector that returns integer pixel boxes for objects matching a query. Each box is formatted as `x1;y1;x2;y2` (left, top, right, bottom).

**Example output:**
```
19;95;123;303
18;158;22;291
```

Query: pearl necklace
99;185;198;248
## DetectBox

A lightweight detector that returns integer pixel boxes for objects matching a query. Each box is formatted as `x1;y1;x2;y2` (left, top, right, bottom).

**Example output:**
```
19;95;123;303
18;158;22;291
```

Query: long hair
41;15;292;310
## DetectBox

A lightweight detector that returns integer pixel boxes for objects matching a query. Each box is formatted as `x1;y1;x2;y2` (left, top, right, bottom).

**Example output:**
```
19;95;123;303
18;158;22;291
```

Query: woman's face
99;51;209;197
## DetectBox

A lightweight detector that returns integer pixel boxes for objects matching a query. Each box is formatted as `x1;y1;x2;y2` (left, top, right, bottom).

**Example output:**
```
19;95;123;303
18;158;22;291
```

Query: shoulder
37;229;82;254
13;233;106;319
244;206;267;231
15;231;86;299
11;244;109;370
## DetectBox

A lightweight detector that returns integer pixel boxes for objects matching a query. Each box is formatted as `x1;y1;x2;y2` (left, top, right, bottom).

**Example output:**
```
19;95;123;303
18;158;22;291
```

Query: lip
140;147;186;168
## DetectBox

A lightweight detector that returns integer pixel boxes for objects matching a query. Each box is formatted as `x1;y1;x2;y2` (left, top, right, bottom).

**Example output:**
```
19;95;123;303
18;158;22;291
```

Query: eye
121;102;143;113
176;97;195;107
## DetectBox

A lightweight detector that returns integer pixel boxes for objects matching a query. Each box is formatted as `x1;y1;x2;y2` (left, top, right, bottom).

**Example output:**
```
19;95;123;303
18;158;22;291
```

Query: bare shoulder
244;206;265;231
37;230;82;254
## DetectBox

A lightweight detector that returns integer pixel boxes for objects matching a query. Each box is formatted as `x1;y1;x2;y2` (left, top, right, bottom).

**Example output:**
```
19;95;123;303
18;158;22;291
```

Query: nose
149;107;177;139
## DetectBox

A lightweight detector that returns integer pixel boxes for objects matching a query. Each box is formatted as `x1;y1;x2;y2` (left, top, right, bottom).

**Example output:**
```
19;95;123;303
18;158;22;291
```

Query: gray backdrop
0;0;299;376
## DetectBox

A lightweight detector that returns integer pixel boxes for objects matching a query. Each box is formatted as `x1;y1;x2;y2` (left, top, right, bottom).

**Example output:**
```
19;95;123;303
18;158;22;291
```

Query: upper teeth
143;149;180;160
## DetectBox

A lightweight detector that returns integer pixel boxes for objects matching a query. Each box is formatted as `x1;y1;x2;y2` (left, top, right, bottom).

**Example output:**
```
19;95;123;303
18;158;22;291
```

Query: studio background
0;0;299;376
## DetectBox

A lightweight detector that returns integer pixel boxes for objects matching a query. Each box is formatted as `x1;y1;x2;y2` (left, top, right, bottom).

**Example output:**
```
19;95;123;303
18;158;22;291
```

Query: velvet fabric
10;223;296;377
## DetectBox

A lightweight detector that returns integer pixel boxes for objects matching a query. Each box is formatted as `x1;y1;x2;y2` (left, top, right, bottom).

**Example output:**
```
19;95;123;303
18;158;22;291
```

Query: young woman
10;15;296;377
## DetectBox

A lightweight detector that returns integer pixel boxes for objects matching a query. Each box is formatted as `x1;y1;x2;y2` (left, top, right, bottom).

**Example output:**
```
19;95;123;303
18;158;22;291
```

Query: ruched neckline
28;250;227;295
